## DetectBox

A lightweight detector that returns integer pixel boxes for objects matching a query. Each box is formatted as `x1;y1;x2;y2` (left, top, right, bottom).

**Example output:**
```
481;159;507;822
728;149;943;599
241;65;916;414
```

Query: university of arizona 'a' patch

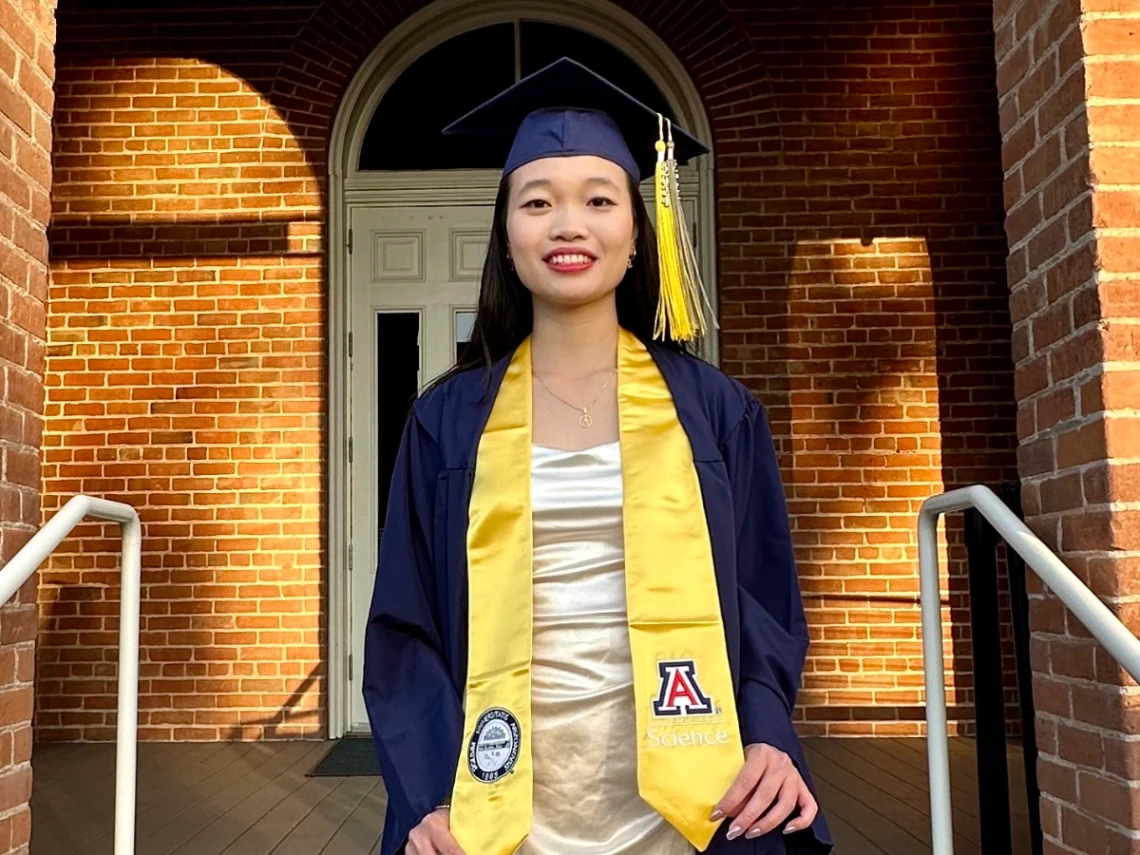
652;660;715;717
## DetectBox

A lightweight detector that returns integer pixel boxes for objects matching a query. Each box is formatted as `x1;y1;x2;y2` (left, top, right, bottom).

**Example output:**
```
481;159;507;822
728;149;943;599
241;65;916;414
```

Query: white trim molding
326;0;718;737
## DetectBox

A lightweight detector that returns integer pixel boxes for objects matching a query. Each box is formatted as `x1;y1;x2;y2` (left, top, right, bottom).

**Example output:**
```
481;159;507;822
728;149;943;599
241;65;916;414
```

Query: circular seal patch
467;707;521;783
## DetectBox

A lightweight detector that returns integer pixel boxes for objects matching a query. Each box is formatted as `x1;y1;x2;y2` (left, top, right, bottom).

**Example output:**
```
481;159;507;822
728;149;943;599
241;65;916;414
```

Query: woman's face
505;155;637;310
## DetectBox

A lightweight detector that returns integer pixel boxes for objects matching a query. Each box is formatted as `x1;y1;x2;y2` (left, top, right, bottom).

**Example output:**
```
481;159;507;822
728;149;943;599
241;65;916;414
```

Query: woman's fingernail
745;828;762;839
726;825;743;841
710;809;724;821
783;824;797;834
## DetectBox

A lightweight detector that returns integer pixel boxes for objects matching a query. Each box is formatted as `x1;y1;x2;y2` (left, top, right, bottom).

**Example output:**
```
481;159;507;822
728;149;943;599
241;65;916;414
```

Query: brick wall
720;2;1020;735
42;0;1018;739
993;0;1140;850
40;52;324;740
0;0;56;850
777;237;953;733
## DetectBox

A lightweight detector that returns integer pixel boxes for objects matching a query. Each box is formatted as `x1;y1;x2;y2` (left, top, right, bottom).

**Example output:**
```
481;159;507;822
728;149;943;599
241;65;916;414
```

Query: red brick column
994;0;1140;849
0;0;56;851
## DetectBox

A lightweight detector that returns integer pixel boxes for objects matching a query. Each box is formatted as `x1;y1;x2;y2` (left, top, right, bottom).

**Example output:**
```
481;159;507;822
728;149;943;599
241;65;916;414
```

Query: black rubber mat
307;736;381;777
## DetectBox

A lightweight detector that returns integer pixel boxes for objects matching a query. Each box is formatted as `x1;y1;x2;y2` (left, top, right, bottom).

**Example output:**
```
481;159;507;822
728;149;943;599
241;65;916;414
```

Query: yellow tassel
667;128;717;336
653;116;715;343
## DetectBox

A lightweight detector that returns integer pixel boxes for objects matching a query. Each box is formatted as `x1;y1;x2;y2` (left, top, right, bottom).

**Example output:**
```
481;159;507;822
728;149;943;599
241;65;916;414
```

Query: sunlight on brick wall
784;237;966;736
40;58;323;741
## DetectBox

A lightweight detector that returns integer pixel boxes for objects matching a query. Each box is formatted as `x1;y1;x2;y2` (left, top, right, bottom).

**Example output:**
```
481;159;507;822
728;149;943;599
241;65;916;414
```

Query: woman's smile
544;247;597;274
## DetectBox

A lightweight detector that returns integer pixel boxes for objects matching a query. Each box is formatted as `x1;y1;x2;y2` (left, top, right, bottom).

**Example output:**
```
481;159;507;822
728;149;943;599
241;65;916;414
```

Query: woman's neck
530;298;619;379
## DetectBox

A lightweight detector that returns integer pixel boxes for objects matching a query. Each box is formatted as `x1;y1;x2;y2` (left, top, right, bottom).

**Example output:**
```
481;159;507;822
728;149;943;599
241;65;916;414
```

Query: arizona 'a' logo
652;660;714;717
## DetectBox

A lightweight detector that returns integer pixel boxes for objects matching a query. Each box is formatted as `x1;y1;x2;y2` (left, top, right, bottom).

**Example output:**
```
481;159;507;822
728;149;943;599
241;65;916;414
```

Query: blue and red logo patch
652;660;715;717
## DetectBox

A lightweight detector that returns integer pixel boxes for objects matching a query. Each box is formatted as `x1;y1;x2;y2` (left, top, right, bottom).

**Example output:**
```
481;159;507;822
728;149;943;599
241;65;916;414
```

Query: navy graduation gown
364;341;832;855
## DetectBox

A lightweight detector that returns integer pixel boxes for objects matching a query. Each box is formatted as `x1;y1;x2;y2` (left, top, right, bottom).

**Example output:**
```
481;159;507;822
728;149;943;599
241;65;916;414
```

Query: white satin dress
518;441;694;855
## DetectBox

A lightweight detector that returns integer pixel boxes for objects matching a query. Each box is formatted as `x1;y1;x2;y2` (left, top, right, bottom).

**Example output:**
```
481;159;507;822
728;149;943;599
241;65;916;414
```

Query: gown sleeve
363;411;463;855
724;395;833;852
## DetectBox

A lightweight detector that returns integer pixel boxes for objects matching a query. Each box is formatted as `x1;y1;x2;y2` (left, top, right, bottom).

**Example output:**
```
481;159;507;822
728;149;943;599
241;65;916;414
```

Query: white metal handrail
0;495;140;855
919;485;1140;855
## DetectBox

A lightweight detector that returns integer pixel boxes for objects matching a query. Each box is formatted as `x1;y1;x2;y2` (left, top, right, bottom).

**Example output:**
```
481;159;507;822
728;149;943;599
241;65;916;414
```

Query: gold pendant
579;412;593;428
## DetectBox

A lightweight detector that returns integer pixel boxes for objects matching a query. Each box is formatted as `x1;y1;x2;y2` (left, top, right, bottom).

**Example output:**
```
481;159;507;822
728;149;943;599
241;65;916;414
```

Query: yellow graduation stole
451;329;742;855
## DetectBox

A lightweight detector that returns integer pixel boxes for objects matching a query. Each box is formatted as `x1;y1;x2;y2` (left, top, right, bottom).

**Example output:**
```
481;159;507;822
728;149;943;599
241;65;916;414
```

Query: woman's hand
712;743;818;841
406;808;466;855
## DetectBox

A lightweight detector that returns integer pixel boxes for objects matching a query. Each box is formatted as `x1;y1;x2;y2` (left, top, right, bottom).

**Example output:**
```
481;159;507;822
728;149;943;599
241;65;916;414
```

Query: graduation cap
442;57;708;183
443;57;715;343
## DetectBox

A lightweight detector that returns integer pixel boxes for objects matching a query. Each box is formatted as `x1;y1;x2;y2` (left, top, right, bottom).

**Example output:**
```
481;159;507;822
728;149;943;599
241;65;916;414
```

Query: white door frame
326;0;719;738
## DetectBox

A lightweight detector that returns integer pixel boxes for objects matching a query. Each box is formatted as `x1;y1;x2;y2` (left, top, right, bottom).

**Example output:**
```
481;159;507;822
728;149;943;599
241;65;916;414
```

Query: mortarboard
442;57;708;183
443;57;715;343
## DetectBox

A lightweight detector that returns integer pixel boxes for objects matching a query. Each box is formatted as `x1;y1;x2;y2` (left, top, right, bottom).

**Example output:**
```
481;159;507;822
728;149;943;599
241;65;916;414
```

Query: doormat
308;736;381;777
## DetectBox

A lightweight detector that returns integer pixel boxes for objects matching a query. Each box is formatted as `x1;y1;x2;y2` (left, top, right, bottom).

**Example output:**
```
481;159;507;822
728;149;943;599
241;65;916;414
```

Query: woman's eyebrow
516;178;552;194
515;176;620;194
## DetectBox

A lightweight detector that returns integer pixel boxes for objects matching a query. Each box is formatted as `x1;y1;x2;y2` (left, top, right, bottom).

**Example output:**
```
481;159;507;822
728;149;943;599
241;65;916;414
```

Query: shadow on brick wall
48;216;320;262
719;0;1021;735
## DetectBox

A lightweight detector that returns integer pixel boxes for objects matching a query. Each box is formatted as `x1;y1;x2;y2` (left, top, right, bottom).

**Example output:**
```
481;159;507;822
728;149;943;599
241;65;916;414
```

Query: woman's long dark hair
434;171;681;390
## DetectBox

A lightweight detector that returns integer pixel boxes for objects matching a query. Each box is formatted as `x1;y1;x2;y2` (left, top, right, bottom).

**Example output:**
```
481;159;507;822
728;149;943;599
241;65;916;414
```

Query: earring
628;248;636;269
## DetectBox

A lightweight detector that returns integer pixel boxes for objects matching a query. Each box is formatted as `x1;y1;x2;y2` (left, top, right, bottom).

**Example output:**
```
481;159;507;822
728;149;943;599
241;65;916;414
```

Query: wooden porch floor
30;737;1031;854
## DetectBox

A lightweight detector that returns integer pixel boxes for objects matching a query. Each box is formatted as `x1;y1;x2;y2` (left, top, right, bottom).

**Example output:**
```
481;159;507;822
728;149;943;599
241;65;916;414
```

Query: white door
347;205;491;732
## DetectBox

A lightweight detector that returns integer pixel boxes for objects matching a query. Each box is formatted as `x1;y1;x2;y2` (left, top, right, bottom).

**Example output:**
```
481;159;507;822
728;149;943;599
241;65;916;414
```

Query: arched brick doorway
324;0;720;737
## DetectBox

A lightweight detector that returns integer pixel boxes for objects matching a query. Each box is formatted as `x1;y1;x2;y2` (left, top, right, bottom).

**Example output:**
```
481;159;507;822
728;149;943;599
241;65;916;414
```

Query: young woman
364;58;831;855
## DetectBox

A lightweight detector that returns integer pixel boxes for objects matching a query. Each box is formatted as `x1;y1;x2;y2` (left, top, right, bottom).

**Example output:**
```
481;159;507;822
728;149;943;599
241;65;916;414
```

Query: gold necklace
535;369;616;428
